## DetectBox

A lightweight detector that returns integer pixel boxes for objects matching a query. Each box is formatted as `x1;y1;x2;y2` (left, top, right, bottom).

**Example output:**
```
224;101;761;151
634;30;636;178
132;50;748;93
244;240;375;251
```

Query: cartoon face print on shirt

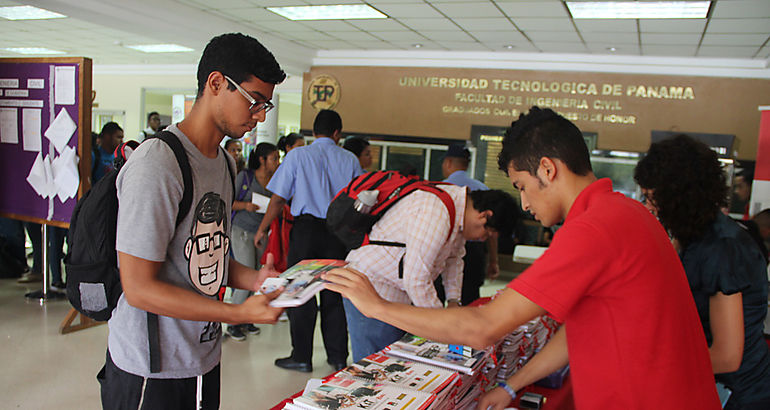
184;192;230;296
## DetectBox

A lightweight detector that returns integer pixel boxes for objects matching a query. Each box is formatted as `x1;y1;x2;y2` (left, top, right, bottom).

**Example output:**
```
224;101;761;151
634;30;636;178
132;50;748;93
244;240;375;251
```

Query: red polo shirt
509;179;719;409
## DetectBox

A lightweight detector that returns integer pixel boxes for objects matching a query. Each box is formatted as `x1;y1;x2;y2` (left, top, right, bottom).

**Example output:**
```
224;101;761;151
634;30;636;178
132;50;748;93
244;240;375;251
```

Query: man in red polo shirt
324;107;720;409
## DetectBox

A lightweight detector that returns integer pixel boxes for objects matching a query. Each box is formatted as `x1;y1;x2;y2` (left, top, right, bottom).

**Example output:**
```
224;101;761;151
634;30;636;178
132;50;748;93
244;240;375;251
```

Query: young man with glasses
100;33;286;409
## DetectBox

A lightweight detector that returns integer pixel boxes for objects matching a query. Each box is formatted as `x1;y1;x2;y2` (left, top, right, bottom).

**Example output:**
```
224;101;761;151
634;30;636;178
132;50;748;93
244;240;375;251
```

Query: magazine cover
291;375;436;410
384;334;484;375
269;259;347;308
339;353;458;396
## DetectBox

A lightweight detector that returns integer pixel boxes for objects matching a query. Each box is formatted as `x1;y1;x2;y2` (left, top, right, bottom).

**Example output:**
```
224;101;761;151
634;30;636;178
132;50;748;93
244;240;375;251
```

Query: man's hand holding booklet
261;259;348;308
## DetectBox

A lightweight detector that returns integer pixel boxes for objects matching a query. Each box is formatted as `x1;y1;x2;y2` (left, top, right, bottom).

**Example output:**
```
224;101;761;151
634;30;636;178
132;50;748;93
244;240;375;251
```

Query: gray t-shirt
232;170;272;233
110;124;235;379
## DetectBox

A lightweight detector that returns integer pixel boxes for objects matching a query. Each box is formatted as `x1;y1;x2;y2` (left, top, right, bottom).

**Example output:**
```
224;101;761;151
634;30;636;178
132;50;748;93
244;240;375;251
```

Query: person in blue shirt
91;122;123;183
441;143;499;305
256;109;362;373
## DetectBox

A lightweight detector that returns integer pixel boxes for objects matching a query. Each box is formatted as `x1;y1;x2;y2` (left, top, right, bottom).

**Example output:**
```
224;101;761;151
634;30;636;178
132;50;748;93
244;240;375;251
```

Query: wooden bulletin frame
0;57;92;228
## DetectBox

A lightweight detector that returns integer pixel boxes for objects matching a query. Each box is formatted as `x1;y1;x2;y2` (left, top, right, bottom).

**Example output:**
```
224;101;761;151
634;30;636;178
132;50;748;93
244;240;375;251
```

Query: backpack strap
146;130;195;374
155;130;194;227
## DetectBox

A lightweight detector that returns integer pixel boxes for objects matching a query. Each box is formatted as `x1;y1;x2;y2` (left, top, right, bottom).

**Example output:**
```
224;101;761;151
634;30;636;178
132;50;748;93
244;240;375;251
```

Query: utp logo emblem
307;74;340;110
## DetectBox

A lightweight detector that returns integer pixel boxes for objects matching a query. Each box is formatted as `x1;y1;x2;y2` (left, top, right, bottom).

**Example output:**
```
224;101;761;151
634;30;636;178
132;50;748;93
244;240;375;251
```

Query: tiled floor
0;276;510;409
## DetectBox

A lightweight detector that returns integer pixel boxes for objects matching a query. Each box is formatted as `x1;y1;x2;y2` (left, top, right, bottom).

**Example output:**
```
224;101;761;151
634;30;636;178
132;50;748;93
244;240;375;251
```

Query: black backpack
65;131;194;322
65;130;234;373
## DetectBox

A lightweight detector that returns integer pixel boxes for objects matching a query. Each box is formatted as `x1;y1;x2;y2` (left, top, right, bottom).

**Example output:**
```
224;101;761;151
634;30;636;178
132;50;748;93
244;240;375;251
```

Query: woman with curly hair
635;134;770;409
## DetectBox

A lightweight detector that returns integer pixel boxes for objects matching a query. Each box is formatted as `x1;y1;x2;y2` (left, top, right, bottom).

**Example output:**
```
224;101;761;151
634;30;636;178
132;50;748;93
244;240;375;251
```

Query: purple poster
0;61;82;224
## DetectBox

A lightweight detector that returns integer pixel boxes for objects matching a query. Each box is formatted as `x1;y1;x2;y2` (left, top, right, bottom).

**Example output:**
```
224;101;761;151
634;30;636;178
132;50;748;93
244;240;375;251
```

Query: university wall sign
301;66;770;158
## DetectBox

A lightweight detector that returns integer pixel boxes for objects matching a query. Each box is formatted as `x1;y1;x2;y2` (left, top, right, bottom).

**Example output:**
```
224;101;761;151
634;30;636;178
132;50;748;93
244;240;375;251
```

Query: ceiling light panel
267;5;387;20
0;5;66;20
567;1;711;19
2;47;65;54
125;44;194;53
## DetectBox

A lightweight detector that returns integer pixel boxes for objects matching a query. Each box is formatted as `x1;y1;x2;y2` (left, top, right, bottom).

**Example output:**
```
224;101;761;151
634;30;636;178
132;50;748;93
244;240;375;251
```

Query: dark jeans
24;222;67;283
98;350;220;410
285;215;348;364
344;298;405;362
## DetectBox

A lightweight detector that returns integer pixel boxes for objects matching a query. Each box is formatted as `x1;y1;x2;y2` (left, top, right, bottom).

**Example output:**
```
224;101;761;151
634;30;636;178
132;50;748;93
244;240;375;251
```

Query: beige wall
143;92;173;120
92;73;194;142
93;72;302;142
302;66;770;160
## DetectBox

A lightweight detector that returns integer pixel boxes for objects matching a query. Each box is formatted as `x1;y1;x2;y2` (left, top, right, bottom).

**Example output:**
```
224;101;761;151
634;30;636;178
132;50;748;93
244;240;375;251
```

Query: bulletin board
0;57;92;227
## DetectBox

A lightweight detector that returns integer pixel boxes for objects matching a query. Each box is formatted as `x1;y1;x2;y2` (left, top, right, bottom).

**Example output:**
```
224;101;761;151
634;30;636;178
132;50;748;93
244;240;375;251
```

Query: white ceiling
0;0;768;76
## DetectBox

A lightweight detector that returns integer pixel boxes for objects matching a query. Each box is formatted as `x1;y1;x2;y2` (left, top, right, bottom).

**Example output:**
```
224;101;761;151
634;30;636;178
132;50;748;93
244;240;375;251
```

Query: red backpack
327;170;456;251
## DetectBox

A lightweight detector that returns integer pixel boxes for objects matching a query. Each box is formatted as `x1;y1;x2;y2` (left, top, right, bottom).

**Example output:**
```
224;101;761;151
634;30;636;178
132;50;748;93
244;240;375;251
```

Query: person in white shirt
343;186;517;361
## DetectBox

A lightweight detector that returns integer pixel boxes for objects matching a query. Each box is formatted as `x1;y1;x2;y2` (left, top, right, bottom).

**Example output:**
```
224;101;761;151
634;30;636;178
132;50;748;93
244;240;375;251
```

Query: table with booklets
270;297;574;410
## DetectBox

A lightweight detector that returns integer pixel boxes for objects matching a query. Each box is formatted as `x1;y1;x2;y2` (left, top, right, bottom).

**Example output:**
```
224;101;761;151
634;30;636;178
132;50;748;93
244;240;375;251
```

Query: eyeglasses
223;75;274;114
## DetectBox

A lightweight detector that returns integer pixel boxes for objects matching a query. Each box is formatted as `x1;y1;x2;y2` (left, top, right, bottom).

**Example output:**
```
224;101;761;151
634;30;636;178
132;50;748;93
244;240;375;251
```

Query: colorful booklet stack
383;334;486;376
495;316;560;383
282;316;563;410
284;374;437;410
382;334;494;409
338;353;460;409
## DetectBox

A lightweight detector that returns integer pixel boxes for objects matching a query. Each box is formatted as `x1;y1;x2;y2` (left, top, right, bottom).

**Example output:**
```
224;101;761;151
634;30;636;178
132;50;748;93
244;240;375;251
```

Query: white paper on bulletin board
22;108;42;152
0;107;19;144
44;108;76;153
54;66;75;105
